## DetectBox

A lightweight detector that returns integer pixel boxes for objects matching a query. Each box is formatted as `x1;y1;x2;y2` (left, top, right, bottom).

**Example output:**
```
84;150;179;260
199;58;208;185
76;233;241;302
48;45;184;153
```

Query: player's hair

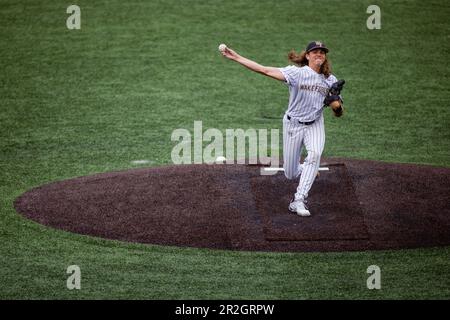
288;49;331;78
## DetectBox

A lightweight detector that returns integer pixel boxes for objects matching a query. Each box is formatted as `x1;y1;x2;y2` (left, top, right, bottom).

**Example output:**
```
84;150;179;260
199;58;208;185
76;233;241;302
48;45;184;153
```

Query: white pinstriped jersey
279;65;338;122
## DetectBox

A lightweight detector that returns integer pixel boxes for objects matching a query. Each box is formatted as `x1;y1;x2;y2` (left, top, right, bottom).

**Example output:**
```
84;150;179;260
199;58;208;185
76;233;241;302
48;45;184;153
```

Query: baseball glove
328;97;344;117
324;80;345;117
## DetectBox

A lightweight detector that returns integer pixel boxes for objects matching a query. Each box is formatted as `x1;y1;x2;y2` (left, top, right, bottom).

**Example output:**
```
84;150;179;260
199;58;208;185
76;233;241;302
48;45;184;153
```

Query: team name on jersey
299;84;328;96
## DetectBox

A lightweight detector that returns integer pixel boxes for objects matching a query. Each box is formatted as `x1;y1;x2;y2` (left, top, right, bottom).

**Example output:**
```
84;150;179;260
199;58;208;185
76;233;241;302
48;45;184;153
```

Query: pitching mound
253;164;369;241
14;158;450;252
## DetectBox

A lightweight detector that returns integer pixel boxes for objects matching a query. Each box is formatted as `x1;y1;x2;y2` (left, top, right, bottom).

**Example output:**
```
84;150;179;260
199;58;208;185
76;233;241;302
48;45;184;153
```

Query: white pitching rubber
263;167;329;172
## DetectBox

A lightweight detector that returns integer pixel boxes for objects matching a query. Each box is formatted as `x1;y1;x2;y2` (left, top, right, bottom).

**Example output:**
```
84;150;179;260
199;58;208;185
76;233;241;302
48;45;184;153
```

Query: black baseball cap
306;41;329;53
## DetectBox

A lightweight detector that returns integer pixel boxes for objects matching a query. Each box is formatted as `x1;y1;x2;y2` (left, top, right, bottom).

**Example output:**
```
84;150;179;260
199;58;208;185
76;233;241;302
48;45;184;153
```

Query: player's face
306;49;326;67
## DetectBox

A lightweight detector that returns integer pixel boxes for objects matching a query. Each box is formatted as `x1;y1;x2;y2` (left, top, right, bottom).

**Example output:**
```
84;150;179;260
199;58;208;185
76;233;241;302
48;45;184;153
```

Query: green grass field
1;0;449;299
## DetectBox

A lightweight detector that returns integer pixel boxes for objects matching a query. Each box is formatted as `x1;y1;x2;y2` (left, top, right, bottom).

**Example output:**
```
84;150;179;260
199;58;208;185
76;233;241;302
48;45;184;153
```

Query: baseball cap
306;41;329;53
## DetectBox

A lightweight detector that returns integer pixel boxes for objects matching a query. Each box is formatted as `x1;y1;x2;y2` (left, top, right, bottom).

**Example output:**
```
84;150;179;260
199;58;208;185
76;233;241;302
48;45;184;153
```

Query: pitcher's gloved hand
324;94;340;107
324;79;345;117
324;94;343;117
329;99;344;117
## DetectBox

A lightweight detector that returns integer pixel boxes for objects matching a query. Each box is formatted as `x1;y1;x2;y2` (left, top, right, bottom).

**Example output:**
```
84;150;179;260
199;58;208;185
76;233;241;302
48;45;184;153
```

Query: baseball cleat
288;199;311;217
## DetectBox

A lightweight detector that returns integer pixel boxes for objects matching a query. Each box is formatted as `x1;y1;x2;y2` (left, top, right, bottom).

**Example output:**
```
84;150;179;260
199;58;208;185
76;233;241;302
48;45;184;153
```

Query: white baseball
218;44;227;52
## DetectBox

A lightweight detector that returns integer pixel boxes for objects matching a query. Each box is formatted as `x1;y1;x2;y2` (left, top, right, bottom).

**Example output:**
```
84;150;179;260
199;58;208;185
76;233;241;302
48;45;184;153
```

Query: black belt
287;115;315;125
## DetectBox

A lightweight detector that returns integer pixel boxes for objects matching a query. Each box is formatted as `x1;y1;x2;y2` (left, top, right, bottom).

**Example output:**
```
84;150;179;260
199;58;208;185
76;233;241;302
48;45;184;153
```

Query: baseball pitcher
221;41;345;216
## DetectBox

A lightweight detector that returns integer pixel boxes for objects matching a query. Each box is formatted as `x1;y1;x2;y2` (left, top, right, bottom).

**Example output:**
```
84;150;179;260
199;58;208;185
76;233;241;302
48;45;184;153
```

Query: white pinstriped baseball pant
283;113;325;201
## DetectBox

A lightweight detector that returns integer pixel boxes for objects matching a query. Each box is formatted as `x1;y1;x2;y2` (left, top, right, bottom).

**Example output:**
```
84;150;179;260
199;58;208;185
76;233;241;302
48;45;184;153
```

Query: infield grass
0;0;449;299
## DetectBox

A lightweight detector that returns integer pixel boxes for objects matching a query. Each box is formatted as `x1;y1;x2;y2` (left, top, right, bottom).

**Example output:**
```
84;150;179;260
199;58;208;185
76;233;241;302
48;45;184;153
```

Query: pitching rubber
263;167;329;172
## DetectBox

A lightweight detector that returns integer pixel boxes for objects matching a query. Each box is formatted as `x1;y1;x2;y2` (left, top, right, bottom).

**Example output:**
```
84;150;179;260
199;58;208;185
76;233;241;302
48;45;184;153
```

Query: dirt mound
14;158;450;252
